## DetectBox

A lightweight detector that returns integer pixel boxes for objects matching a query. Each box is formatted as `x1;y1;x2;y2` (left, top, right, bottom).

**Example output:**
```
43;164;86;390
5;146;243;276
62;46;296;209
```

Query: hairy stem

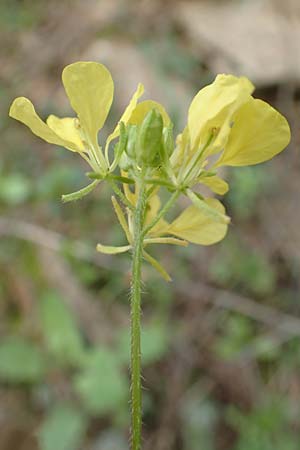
130;176;146;450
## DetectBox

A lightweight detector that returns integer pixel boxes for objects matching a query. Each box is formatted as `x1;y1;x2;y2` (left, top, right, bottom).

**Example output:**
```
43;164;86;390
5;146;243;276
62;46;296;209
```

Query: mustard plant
9;62;291;450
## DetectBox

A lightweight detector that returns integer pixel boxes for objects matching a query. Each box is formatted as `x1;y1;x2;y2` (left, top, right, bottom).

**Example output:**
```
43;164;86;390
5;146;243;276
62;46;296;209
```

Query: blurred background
1;0;300;449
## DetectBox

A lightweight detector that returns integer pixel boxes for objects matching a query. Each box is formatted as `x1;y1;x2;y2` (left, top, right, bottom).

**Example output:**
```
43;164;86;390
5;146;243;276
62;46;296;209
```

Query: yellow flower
171;74;291;192
9;61;144;174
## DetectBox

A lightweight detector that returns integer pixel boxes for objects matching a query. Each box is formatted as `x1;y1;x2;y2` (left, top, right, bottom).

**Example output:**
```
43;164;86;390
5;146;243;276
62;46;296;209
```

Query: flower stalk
130;175;147;450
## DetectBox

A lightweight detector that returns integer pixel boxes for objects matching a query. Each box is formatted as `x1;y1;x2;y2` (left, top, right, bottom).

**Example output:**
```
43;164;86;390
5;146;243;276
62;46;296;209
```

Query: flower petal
188;74;254;151
166;198;228;245
62;62;114;147
128;100;171;126
199;175;229;195
47;115;85;151
9;97;78;151
107;83;144;144
215;98;291;167
144;194;169;236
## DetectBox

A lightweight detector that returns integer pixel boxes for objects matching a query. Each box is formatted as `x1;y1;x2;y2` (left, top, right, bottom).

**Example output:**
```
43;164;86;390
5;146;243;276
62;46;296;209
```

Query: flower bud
137;109;163;167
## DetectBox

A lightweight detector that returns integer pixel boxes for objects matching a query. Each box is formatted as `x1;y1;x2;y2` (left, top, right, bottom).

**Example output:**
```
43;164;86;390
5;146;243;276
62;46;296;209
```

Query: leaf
39;292;85;367
0;173;31;205
0;337;46;383
38;403;87;450
74;348;128;415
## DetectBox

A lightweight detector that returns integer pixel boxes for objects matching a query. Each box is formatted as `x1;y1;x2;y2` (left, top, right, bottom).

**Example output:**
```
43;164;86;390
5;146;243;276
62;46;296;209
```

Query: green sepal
96;243;131;254
111;122;128;167
125;125;138;159
161;124;174;159
137;109;163;167
111;196;132;243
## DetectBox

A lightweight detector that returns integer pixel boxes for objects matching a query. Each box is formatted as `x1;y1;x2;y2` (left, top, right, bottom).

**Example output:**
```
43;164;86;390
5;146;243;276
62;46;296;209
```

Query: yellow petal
9;97;78;151
144;194;169;236
47;115;85;151
128;100;171;126
215;98;291;167
200;175;229;195
166;198;228;245
107;83;144;144
188;75;254;150
62;62;114;148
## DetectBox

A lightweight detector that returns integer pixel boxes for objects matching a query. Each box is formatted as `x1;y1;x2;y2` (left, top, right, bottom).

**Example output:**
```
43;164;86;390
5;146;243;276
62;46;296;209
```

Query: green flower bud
125;125;138;159
137;108;163;167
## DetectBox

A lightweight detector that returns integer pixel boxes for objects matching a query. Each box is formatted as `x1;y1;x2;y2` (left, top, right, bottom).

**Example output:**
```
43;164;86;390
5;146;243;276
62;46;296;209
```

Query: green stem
142;190;180;238
130;176;147;450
